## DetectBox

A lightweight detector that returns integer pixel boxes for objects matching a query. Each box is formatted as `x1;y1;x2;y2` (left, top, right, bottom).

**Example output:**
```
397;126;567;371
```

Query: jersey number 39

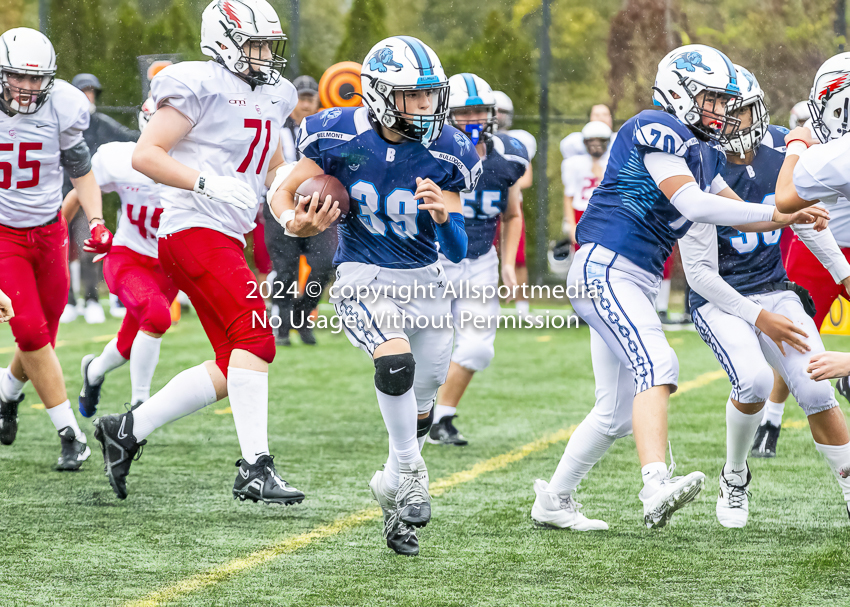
351;180;419;238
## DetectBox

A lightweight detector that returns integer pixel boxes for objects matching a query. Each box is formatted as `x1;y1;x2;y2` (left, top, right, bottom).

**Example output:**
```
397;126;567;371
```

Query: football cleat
427;415;468;446
639;448;704;529
396;459;431;528
78;354;104;418
751;421;780;458
55;426;91;471
232;455;305;505
0;391;23;446
369;470;419;556
93;412;145;499
716;466;751;528
530;479;608;531
297;324;317;346
837;376;850;405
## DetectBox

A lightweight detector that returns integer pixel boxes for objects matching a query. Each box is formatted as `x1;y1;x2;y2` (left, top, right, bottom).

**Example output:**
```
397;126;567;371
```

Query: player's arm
264;142;286;189
61;187;81;224
132;106;256;210
268;155;340;237
680;222;809;355
775;127;821;212
500;182;524;295
647;153;825;227
0;286;13;323
416;177;467;263
791;220;850;293
516;164;532;190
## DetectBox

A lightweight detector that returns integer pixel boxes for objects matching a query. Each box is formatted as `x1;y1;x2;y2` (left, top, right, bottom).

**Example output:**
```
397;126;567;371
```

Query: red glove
84;222;113;258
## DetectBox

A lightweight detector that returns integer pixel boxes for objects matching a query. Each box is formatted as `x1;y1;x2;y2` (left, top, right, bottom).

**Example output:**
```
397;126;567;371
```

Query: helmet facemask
369;79;450;146
724;97;769;158
0;69;53;116
449;104;496;146
225;33;286;88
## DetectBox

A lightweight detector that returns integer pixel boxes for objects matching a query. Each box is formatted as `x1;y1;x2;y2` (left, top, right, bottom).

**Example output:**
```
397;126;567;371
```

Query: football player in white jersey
560;120;612;241
63;97;178;417
773;53;850;518
92;0;334;502
0;28;112;470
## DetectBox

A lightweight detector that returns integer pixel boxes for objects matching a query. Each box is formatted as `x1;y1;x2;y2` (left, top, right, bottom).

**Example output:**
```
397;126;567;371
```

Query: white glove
193;173;257;210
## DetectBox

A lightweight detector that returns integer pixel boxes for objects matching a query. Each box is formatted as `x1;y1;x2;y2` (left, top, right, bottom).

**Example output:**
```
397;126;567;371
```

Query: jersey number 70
351;180;419;238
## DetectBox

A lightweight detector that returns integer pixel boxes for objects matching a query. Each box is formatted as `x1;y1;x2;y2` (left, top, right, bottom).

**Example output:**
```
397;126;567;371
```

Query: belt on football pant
765;281;816;318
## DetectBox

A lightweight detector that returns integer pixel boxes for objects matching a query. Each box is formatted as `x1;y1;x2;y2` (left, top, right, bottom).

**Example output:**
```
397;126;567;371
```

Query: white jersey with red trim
0;79;89;228
561;153;607;212
93;141;161;258
792;135;850;247
151;61;297;244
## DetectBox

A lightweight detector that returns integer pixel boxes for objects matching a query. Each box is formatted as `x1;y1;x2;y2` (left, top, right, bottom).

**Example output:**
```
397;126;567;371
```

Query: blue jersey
299;107;483;269
461;133;529;259
576;109;727;276
690;125;789;311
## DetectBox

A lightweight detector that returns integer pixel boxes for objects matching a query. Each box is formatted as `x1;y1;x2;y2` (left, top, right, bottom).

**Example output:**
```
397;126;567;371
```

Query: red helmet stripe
222;1;242;28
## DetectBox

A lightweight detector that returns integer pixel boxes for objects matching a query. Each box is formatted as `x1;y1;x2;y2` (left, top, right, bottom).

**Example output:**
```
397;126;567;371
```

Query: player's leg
296;226;337;345
693;304;773;527
758;291;850;519
514;216;529;316
752;371;789;458
532;328;626;531
569;244;703;528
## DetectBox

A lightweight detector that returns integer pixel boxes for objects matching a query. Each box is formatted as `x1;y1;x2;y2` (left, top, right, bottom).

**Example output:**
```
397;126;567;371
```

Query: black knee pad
374;353;415;396
417;406;434;438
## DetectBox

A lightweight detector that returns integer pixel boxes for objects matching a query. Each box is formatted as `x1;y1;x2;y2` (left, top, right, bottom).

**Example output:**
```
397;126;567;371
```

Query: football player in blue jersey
269;36;482;556
680;65;850;527
428;73;528;447
531;45;827;532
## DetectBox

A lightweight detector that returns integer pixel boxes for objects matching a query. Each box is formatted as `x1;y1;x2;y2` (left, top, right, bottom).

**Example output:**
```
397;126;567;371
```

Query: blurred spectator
263;74;336;346
61;73;139;324
561;121;612;242
559;104;617;162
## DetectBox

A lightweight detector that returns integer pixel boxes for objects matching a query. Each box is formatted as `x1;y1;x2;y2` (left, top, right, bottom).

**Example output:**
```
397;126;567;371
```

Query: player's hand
755;309;809;355
771;205;829;226
83;222;113;257
288;192;339;237
415;177;447;224
785;127;819;148
501;263;518;301
808;351;850;381
194;173;257;210
0;289;13;323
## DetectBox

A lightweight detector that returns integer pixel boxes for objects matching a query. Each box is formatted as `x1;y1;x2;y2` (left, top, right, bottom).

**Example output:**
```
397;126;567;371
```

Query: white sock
656;279;671;312
130;333;162;405
516;300;530;315
132;364;217;441
815;441;850;502
548;419;616;495
726;398;762;472
88;338;128;384
641;462;667;488
376;386;419;465
228;367;269;465
384;441;400;494
0;367;25;400
761;399;785;427
434;403;456;423
46;400;84;441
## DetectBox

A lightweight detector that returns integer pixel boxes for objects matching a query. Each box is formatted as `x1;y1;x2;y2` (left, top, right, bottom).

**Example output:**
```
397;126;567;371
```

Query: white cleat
531;479;608;531
84;300;105;324
397;458;431;528
59;304;79;324
640;468;705;529
716;466;751;528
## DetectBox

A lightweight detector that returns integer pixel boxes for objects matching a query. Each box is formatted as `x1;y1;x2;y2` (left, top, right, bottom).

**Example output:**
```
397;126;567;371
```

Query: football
295;174;350;220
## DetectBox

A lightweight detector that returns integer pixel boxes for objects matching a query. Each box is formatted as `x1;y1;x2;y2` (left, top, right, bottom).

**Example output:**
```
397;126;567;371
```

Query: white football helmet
652;44;741;143
789;101;811;129
493;90;514;129
808;52;850;142
724;65;770;158
448;73;496;145
0;28;56;116
360;36;449;147
200;0;286;88
581;121;612;158
138;96;156;132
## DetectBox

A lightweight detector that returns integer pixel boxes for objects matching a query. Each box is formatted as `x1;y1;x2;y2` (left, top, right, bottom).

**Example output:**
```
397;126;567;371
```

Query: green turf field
2;309;850;606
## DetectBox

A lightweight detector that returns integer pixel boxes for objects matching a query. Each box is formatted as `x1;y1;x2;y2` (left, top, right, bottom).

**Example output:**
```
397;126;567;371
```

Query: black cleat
275;332;291;346
78;354;104;418
297;325;317;346
0;392;23;446
93;412;145;499
232;455;304;505
56;426;91;471
751;421;781;458
837;376;850;405
370;470;419;556
427;415;468;446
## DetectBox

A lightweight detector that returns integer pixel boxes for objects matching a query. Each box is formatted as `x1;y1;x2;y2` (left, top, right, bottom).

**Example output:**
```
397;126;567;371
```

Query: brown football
295;174;350;220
